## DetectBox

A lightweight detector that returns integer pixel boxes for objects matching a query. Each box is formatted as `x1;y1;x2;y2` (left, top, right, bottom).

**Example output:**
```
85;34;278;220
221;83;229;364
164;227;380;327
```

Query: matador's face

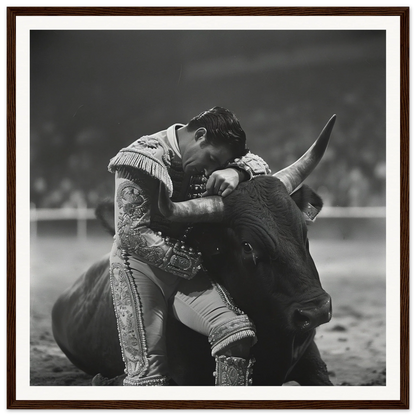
181;136;233;177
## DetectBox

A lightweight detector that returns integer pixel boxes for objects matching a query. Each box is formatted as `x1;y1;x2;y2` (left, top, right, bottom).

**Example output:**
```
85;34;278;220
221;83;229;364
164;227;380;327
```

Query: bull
52;115;336;386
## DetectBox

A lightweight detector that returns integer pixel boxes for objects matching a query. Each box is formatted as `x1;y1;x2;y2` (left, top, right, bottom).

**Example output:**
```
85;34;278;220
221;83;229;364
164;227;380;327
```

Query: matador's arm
114;172;202;279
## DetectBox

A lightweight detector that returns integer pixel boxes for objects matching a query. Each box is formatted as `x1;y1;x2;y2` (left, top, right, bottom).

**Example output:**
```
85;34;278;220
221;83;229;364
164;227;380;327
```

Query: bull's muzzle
292;293;332;332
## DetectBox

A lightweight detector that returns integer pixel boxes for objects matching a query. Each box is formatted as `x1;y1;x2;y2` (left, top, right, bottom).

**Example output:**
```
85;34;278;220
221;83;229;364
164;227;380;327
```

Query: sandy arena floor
29;233;386;387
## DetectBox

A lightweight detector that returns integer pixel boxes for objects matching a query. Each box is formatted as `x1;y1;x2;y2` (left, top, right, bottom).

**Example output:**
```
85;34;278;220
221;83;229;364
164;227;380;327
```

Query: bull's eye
242;242;259;266
242;242;253;253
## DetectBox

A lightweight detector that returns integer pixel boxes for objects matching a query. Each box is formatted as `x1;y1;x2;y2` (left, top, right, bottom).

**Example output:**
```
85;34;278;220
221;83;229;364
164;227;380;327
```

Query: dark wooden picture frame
7;7;409;410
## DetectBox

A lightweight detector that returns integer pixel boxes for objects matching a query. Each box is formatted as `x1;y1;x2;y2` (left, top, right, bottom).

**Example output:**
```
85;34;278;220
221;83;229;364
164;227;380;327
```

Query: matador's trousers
109;243;257;386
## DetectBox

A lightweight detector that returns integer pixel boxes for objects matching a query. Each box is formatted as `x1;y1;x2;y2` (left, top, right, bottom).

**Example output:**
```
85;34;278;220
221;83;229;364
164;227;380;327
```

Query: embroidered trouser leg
172;272;257;385
110;249;181;386
111;248;256;386
171;272;254;342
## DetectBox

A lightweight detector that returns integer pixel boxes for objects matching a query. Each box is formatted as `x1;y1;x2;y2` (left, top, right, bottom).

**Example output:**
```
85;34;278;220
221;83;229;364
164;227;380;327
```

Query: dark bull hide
52;116;336;386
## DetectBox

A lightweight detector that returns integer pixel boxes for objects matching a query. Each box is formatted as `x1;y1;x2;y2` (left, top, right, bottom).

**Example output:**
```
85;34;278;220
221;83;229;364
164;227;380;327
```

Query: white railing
30;204;386;241
30;207;96;221
320;206;386;218
30;202;94;241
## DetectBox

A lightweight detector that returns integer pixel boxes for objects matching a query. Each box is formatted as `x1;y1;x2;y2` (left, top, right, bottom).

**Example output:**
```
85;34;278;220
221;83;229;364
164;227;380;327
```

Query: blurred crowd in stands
30;31;386;210
30;107;386;210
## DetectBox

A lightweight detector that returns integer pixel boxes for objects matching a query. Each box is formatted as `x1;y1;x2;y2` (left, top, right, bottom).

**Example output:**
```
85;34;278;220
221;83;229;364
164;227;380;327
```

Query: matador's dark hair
186;106;248;158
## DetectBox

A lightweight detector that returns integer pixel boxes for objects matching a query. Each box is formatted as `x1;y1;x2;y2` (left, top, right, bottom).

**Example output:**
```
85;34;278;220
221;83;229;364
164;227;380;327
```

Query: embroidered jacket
108;124;270;280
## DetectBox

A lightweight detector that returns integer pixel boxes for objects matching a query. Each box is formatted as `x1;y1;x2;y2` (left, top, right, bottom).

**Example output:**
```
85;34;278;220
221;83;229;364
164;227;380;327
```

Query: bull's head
158;114;336;219
158;116;336;376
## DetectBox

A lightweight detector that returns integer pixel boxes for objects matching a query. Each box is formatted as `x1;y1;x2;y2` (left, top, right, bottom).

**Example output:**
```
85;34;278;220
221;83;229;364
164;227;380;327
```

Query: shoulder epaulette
108;136;173;196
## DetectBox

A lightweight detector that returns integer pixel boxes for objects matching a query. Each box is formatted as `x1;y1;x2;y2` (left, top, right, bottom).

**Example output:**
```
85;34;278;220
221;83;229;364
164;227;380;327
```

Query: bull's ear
290;185;323;223
95;199;115;235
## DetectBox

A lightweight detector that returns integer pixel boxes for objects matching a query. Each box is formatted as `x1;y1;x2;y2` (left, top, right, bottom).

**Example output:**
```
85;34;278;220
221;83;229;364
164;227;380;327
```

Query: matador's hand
203;168;244;198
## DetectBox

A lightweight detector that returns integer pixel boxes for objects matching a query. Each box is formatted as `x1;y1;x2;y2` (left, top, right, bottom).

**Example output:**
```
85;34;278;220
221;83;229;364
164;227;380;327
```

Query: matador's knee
209;315;257;386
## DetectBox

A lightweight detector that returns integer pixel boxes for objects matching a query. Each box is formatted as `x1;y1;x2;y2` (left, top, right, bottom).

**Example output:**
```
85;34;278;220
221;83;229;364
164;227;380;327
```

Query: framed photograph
7;6;409;410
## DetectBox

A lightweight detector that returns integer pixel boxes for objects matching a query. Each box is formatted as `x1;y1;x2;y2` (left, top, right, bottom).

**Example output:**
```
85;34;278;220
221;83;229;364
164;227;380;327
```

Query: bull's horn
273;114;336;194
158;183;224;223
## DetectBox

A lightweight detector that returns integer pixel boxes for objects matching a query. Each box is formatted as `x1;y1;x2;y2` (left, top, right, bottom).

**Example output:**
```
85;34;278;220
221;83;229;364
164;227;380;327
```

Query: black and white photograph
8;8;408;409
30;30;386;386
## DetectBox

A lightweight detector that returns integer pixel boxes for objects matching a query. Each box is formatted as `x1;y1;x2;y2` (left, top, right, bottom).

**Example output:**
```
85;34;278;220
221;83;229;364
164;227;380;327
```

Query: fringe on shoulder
108;149;173;196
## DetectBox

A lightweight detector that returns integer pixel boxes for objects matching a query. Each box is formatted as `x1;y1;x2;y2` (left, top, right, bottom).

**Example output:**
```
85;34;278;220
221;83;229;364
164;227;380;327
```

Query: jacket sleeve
114;172;202;279
227;151;271;179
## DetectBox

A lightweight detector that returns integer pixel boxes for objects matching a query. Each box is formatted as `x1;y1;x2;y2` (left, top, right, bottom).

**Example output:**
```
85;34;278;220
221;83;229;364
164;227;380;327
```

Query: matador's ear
195;127;207;142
